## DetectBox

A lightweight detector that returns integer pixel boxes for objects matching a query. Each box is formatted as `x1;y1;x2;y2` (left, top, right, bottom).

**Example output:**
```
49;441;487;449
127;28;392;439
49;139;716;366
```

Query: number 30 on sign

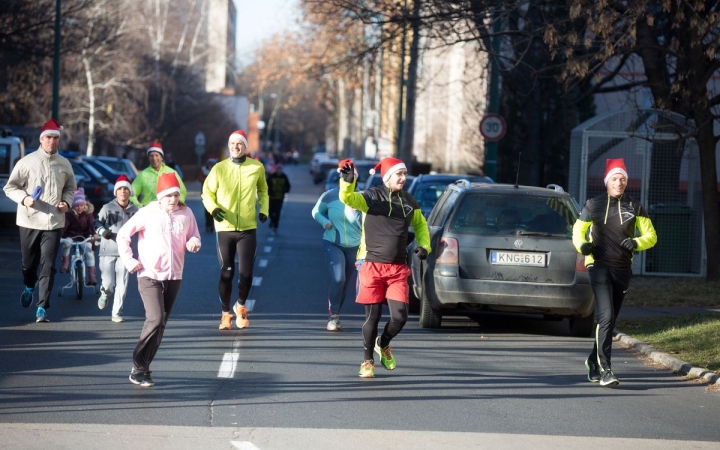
479;114;507;142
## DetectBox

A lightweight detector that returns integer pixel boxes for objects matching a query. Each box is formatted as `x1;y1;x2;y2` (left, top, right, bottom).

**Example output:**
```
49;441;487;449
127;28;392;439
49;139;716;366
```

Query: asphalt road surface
1;163;719;450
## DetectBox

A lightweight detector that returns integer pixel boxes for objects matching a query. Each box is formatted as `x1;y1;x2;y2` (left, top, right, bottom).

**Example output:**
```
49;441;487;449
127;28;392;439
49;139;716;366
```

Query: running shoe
111;315;124;323
218;312;233;330
35;306;48;323
374;337;396;370
129;370;154;387
326;315;342;331
233;302;249;329
358;360;375;378
599;369;619;387
585;358;601;383
20;286;34;308
97;288;109;310
141;371;155;387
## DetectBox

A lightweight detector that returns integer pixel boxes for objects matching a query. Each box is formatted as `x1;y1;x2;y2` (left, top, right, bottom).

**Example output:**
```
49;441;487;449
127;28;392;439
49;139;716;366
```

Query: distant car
69;159;112;212
93;156;138;180
407;181;595;336
407;173;494;217
80;156;126;187
363;173;414;191
310;152;332;175
313;159;339;184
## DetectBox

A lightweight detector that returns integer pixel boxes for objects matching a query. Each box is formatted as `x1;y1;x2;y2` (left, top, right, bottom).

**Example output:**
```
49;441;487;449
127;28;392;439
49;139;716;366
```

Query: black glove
620;237;637;251
212;208;225;222
259;213;268;223
339;160;356;183
580;242;594;256
414;247;428;260
101;229;115;240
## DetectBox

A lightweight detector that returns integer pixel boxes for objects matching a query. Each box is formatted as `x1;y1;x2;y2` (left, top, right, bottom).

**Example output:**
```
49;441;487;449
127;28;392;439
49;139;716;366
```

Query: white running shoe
326;316;342;331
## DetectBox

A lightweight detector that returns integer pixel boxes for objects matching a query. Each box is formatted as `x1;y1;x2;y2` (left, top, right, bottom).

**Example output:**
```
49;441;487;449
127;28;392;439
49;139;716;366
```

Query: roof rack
546;184;565;192
1;128;13;138
454;179;472;189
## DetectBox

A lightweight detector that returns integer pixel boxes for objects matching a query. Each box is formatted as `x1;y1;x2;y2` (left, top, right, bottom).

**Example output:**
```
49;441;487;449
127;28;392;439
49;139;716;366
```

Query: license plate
490;251;546;267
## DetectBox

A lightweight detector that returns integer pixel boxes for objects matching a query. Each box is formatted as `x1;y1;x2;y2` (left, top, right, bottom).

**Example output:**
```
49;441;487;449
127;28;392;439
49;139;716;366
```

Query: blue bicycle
59;236;98;300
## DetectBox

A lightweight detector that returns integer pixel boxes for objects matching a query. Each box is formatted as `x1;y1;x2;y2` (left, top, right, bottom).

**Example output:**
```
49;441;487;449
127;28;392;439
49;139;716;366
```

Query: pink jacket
117;202;201;280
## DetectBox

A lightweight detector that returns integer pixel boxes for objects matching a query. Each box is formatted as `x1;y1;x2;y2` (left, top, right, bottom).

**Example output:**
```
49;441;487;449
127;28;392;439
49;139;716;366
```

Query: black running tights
362;299;408;361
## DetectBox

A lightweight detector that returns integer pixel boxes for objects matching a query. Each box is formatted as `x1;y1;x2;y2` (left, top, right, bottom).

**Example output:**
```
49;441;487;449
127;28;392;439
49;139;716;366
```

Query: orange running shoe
218;312;233;330
233;302;249;328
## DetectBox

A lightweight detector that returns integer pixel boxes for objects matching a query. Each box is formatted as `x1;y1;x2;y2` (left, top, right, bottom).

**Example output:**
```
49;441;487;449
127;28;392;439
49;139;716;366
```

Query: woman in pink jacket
117;172;201;388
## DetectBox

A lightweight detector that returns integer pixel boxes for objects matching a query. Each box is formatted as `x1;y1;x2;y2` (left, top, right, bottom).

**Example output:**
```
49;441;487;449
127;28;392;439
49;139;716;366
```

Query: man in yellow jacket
131;141;186;207
201;130;269;331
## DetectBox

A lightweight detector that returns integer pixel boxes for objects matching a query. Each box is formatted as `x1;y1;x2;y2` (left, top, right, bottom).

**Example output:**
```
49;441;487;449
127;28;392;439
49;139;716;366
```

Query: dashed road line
217;352;238;378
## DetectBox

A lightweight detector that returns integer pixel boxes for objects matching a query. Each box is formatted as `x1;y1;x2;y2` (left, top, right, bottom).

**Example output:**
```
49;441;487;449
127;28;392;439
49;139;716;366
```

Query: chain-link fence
569;109;704;276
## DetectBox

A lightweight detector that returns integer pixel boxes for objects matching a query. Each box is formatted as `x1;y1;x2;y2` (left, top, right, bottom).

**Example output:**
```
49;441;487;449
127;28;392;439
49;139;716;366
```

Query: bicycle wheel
75;260;84;300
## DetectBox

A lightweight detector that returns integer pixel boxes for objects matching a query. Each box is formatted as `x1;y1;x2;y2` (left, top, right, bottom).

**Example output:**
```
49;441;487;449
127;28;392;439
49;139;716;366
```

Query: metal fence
568;109;704;277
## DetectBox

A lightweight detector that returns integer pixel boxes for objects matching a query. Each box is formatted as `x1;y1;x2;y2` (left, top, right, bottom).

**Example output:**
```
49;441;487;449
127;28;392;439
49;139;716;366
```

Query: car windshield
450;193;578;237
414;183;454;210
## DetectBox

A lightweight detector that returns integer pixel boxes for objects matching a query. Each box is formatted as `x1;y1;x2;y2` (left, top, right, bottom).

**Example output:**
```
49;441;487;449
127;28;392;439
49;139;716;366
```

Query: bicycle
58;236;98;300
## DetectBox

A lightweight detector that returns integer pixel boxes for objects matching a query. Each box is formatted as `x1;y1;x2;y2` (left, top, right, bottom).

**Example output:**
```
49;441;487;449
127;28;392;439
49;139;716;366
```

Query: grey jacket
95;199;139;257
3;149;76;230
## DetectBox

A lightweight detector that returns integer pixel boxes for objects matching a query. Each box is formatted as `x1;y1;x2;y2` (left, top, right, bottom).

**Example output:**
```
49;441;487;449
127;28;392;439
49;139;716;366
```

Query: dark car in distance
69;159;112;212
408;181;595;337
407;173;494;218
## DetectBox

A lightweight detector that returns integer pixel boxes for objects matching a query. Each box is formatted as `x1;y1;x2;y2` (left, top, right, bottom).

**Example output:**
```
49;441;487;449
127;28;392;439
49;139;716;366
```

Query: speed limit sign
479;114;507;141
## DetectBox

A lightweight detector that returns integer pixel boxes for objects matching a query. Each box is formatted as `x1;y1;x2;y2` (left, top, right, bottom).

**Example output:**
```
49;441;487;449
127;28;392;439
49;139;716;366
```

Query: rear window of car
449;192;578;237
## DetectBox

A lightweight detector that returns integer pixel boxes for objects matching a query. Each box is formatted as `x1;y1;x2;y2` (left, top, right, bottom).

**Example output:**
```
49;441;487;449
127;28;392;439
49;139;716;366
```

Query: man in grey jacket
3;119;76;323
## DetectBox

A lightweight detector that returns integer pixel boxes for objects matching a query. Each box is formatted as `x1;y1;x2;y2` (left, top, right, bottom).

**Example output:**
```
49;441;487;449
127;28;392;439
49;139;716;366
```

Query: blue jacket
312;188;362;249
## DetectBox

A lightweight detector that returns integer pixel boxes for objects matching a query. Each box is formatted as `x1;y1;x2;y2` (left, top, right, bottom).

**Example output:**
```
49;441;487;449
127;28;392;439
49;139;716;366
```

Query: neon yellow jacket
201;158;269;232
130;164;186;207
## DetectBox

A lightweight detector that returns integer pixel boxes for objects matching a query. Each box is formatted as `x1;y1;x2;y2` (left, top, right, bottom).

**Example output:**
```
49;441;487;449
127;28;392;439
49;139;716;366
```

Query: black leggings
588;264;632;371
362;300;408;361
216;230;257;312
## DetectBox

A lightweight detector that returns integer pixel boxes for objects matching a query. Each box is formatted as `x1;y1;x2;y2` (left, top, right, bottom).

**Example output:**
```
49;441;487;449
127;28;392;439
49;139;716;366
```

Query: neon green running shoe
374;337;396;370
358;360;375;378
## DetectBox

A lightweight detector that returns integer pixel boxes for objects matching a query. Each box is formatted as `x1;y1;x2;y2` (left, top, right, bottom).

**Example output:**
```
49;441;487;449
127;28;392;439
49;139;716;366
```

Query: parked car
407;181;595;336
69;159;112;212
93;155;139;180
313;159;339;184
323;160;380;191
408;173;494;218
362;173;415;191
80;156;127;187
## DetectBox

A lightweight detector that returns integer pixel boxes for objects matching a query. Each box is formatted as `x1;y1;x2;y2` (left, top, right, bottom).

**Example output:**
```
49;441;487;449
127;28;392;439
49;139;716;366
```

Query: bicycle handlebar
60;236;95;245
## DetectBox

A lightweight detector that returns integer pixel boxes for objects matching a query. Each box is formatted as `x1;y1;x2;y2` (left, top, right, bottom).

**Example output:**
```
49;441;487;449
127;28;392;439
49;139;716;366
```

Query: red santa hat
114;174;133;196
40;119;63;139
147;141;164;157
72;188;86;208
369;157;407;182
229;129;248;149
604;158;628;185
156;172;180;199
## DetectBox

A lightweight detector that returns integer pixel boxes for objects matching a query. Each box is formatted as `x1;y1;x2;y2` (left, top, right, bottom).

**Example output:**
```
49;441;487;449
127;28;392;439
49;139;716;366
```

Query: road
1;163;719;450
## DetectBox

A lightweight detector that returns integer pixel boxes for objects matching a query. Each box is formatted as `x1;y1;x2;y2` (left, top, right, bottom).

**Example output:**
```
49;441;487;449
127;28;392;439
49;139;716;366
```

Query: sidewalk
617;306;720;386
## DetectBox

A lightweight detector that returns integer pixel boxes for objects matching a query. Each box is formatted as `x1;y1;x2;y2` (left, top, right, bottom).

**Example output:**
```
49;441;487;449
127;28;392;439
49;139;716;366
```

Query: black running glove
414;247;428;260
259;213;268;223
620;238;637;251
339;160;356;184
212;208;225;222
580;242;594;256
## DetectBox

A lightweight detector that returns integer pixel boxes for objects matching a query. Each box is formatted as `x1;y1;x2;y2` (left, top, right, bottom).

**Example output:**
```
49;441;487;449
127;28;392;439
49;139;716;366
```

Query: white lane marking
252;277;262;286
231;441;261;450
245;299;255;311
263;245;272;253
217;352;238;378
258;259;268;268
267;236;275;242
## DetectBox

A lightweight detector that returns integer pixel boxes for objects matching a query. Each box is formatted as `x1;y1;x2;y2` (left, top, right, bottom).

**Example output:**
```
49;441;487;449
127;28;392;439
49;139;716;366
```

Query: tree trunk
82;56;95;156
693;116;720;281
399;0;421;165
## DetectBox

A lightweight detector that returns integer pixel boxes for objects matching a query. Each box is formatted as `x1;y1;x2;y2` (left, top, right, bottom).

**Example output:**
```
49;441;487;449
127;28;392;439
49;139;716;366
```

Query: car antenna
514;151;521;188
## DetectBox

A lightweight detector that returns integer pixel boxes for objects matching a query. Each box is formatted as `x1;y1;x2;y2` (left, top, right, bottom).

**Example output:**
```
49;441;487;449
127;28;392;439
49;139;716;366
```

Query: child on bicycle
60;189;98;285
95;175;139;322
117;172;201;388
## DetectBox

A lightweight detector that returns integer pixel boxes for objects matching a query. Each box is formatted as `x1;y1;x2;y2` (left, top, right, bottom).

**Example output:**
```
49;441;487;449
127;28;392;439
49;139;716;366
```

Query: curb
615;331;720;386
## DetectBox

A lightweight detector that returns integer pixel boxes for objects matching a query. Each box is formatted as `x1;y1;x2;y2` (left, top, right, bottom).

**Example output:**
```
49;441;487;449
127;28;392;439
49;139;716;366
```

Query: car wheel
419;286;442;329
569;312;594;337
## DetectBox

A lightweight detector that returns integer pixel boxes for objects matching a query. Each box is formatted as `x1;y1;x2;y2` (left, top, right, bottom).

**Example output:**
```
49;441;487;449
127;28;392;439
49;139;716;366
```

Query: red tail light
436;237;458;265
94;185;101;196
575;253;587;272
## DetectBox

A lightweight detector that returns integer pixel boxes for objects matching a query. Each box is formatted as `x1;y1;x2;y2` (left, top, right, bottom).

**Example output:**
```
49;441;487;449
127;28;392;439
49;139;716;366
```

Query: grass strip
616;314;720;372
625;277;720;307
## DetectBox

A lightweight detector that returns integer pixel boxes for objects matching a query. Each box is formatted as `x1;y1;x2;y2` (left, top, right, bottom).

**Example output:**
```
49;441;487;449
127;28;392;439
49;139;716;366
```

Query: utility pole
395;0;408;158
52;0;62;119
484;6;501;180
